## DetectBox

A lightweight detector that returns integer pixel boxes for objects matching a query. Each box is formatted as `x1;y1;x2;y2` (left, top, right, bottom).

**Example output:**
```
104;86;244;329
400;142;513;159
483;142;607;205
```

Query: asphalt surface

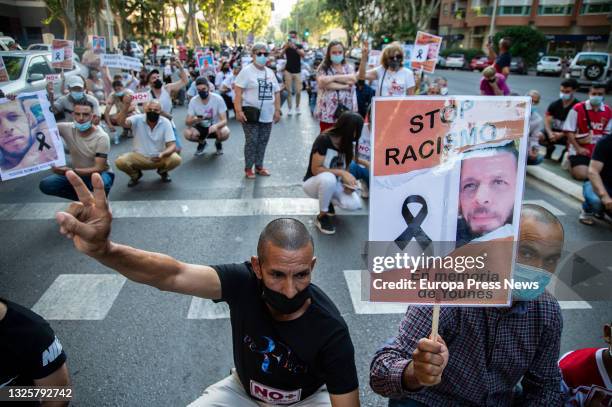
1;70;611;406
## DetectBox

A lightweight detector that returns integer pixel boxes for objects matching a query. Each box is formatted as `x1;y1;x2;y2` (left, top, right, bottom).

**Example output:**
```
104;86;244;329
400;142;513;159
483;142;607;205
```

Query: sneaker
579;210;595;226
215;141;223;156
296;107;302;115
327;203;335;217
159;172;172;183
245;168;256;179
287;108;293;116
195;142;207;156
127;170;143;187
593;212;605;220
361;181;369;199
315;214;335;235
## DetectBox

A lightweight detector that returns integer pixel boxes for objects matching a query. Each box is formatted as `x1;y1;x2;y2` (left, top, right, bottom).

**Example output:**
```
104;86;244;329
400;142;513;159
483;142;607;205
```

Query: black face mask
389;60;401;70
146;111;160;123
261;282;311;315
198;90;209;100
153;79;163;89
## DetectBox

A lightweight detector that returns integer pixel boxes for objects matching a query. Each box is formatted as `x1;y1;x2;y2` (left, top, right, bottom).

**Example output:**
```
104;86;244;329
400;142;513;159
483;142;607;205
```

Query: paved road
1;73;610;406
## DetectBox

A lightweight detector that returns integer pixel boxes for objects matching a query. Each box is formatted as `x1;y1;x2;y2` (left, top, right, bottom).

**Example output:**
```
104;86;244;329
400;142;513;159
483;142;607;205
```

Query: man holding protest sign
39;99;114;200
370;204;566;406
52;173;361;405
49;76;101;124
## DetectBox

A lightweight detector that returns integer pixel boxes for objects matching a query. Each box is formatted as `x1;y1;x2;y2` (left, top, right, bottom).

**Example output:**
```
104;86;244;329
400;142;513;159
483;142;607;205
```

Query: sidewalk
526;157;583;202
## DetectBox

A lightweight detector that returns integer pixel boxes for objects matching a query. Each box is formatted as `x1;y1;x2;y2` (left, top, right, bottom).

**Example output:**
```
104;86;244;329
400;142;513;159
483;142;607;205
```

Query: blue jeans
309;92;317;114
389;398;427;407
39;172;114;201
582;180;611;215
349;161;369;187
527;154;543;165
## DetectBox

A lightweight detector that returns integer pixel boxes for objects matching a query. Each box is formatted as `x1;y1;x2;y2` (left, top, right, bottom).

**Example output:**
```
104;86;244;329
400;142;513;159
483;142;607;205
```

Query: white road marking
558;301;592;309
32;274;126;320
187;297;230;319
0;198;368;220
523;199;566;216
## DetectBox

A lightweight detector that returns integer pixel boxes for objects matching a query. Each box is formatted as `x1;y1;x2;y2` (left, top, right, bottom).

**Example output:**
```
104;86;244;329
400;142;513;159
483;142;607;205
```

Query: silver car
0;51;88;96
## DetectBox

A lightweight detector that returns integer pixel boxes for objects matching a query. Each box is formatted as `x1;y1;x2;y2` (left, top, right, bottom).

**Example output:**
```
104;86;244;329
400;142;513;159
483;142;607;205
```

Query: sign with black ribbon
395;195;432;251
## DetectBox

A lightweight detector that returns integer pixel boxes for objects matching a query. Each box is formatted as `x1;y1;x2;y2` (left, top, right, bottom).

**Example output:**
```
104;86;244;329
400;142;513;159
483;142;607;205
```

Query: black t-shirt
285;44;303;74
304;134;345;181
213;262;358;404
547;98;580;132
0;299;66;391
495;52;511;72
592;134;612;191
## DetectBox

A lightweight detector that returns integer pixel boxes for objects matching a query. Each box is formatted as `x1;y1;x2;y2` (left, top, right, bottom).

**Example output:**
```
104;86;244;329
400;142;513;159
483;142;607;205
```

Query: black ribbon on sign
395;195;432;251
416;49;424;60
36;132;51;151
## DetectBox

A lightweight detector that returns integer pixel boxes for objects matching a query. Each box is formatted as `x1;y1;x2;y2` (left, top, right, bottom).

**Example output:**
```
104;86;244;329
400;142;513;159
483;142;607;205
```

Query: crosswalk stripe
0;198;369;221
522;200;566;216
187;297;230;319
32;274;126;320
558;301;592;309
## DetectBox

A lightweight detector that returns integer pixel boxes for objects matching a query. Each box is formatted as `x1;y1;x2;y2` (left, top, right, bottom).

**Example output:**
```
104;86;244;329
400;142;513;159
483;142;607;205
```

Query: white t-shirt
221;75;237;100
234;64;280;123
215;71;233;89
374;66;415;97
126;114;175;157
187;93;227;127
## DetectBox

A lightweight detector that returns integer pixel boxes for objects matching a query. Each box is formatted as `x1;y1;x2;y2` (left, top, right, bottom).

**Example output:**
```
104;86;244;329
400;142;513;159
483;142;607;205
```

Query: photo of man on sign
456;144;518;246
0;93;63;179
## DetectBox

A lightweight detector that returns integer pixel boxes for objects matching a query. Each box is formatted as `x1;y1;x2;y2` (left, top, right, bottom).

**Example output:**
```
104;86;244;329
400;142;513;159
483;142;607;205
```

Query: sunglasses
256;52;269;57
390;55;403;61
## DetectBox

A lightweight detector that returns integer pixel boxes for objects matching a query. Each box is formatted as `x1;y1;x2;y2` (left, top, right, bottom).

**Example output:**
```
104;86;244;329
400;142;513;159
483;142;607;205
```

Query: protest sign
101;54;143;71
367;50;381;68
45;74;61;83
0;56;9;82
367;96;531;307
402;45;413;69
410;31;442;74
92;36;106;54
51;39;74;70
0;91;65;181
131;91;150;105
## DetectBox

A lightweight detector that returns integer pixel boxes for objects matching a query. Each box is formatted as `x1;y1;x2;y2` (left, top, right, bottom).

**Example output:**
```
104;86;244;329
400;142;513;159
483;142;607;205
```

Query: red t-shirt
559;348;612;406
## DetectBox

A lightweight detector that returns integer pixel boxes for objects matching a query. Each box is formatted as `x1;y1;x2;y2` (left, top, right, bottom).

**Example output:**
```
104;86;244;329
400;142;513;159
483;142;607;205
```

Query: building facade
438;0;611;54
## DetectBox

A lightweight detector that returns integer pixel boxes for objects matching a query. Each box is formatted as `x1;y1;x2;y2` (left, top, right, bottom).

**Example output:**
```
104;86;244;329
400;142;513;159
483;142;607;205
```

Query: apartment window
498;6;531;15
537;5;573;15
580;3;611;14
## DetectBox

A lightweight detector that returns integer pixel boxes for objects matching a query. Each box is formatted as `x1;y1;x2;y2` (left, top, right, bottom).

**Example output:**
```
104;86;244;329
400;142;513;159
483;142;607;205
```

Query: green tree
220;0;272;44
281;0;340;44
493;26;547;66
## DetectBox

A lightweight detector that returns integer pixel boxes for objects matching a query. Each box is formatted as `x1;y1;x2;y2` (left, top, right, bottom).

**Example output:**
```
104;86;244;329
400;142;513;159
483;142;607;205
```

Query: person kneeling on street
183;78;230;156
303;111;363;235
114;100;181;187
40;99;114;200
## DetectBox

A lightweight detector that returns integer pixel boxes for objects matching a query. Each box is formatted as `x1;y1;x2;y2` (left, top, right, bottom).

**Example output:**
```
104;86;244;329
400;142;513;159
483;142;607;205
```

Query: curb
526;166;583;202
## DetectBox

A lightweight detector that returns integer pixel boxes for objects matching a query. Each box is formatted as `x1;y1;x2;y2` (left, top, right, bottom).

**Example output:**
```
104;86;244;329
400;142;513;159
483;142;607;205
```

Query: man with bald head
54;174;360;406
115;99;181;186
371;204;566;406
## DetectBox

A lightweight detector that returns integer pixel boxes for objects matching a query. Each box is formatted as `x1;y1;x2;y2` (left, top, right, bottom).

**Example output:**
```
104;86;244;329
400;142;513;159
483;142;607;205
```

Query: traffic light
304;28;310;38
382;35;391;44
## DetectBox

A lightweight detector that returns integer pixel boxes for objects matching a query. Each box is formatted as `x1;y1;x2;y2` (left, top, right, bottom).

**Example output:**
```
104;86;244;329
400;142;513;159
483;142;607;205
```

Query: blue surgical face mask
531;105;538;114
512;263;552;301
74;120;92;132
115;91;124;97
71;91;84;100
560;92;571;101
590;95;604;106
330;54;344;64
255;55;268;66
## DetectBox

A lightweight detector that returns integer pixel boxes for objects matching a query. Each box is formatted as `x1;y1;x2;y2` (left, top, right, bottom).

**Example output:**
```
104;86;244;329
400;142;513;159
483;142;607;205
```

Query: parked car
470;55;490;71
569;52;611;90
436;55;446;69
130;41;144;59
0;51;87;96
445;53;466;69
349;47;362;60
156;45;175;60
0;36;22;51
510;57;527;75
536;56;562;76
